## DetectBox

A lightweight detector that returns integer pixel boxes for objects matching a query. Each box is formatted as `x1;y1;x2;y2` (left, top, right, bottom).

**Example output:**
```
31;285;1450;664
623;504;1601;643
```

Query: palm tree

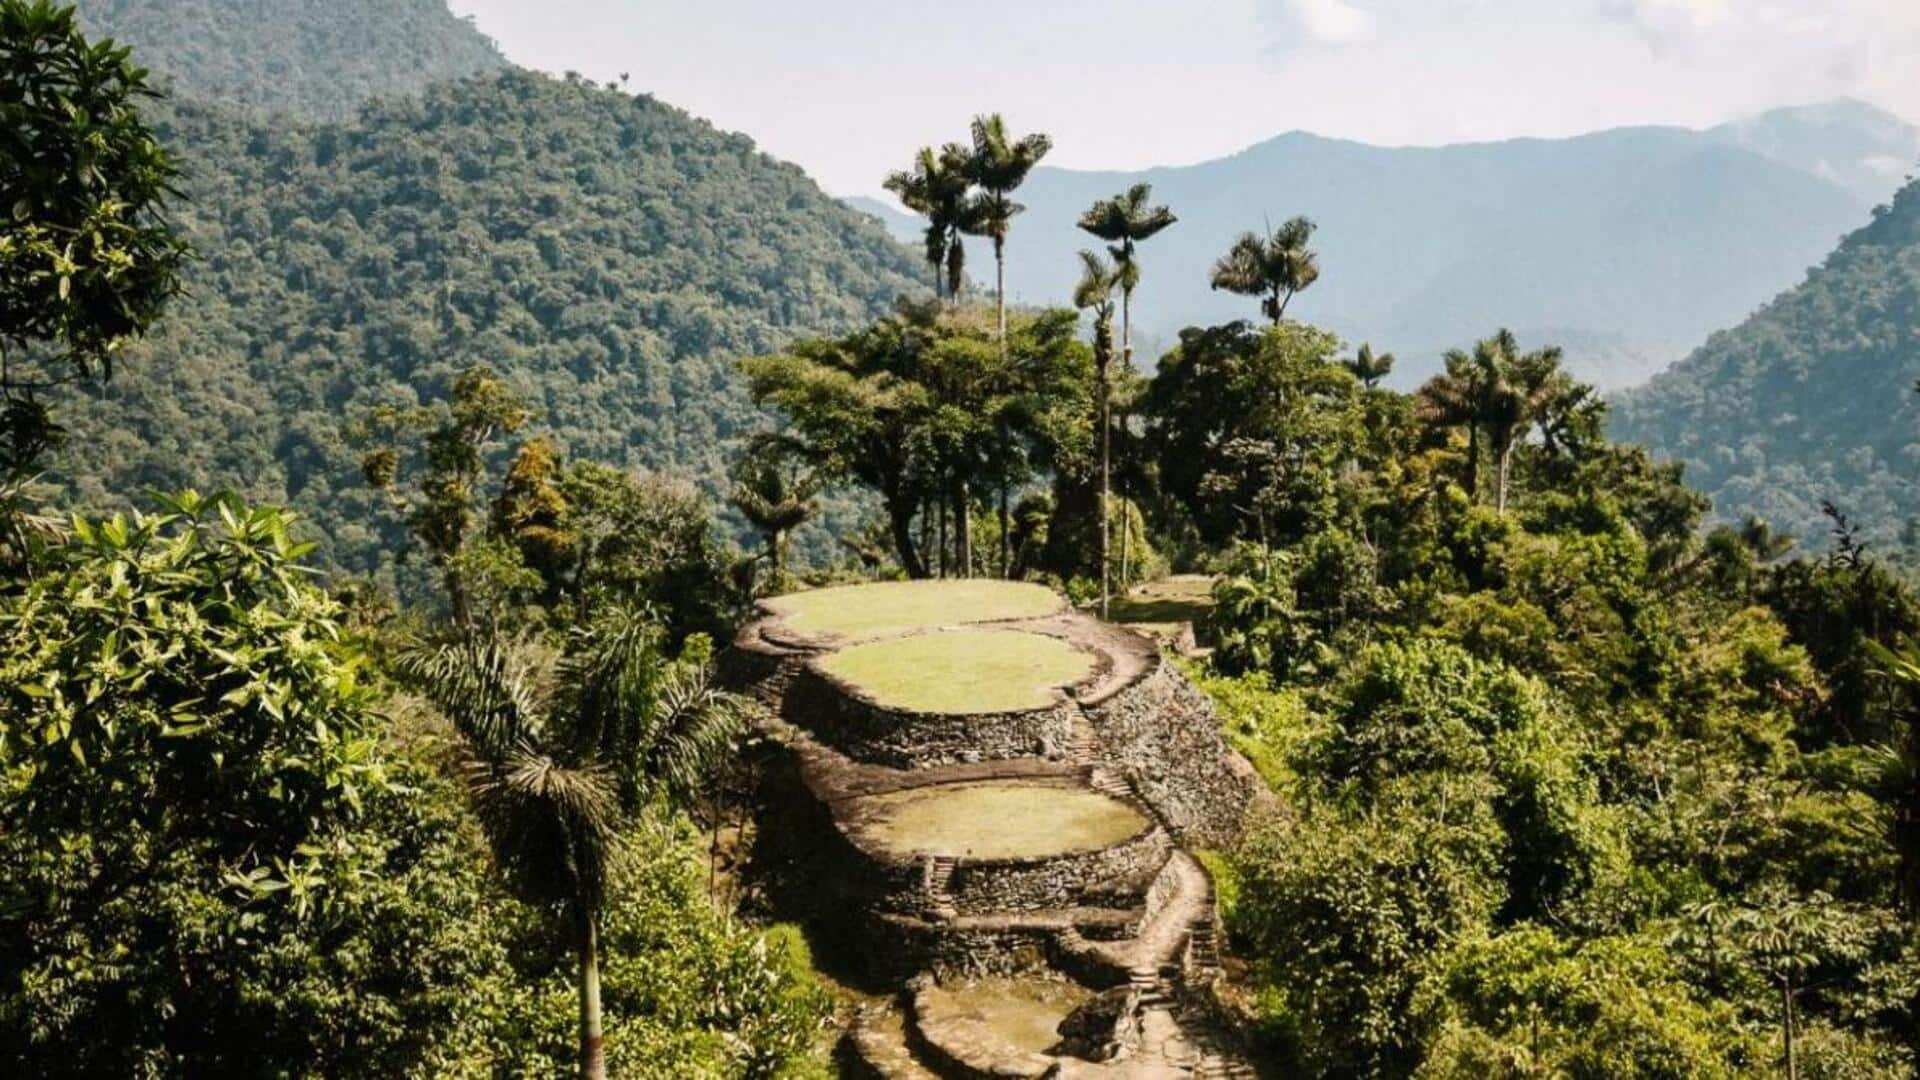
1209;216;1319;324
1077;183;1177;369
1489;333;1566;514
401;611;741;1080
1419;330;1564;514
963;115;1049;578
729;437;821;593
883;144;974;300
1343;343;1394;388
962;114;1052;348
1737;515;1796;563
1074;249;1119;618
1418;340;1500;503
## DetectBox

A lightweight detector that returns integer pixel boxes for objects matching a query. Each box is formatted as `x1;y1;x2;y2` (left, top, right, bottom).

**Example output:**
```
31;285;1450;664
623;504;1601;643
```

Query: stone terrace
727;580;1265;1078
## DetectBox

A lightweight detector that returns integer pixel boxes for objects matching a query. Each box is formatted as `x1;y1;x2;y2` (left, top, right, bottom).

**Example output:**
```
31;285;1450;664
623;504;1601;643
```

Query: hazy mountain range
1615;173;1920;545
849;99;1920;390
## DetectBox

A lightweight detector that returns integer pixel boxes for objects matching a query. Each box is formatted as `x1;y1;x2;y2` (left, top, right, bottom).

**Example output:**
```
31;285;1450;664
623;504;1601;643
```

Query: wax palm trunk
577;906;605;1080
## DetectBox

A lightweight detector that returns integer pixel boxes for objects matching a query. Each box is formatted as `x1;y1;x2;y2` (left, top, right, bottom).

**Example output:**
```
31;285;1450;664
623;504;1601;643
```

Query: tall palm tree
963;114;1049;578
1074;249;1119;618
883;144;974;300
1209;216;1319;324
962;114;1052;348
729;437;821;593
1077;183;1177;369
1344;343;1394;388
1488;333;1566;514
1419;330;1564;514
1418;340;1499;503
401;611;741;1080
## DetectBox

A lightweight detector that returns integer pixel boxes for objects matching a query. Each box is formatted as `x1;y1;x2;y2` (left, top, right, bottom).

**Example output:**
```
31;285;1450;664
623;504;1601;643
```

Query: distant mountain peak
1709;97;1920;205
1615;172;1920;546
72;0;509;119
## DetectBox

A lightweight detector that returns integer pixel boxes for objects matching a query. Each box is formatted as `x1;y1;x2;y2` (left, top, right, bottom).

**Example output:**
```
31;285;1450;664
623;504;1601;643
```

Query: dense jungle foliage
1177;323;1920;1075
1616;176;1920;549
3;7;835;1076
8;1;1920;1076
71;0;508;118
40;68;924;587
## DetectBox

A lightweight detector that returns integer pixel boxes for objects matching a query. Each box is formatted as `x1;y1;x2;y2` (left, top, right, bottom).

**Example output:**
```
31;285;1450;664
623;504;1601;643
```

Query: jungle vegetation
5;1;1919;1076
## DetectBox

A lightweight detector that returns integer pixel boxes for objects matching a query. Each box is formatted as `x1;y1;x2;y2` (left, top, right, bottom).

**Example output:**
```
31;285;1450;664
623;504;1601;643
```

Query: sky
448;0;1920;198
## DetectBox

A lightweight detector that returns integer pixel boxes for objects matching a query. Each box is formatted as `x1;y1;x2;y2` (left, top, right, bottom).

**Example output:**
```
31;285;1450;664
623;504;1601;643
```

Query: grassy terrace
764;579;1064;641
850;780;1147;859
814;628;1094;713
916;977;1090;1058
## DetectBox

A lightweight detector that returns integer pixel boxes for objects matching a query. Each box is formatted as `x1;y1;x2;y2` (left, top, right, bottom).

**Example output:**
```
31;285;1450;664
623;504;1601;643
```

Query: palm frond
470;746;620;912
398;637;546;760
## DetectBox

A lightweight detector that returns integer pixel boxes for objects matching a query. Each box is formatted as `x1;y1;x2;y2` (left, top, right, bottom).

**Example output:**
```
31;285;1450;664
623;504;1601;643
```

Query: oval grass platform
813;628;1094;715
762;579;1064;642
847;780;1148;860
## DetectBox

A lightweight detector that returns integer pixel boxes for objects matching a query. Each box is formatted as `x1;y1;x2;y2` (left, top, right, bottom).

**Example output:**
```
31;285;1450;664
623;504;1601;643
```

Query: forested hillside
857;111;1915;389
49;70;926;578
70;0;507;117
1614;177;1920;546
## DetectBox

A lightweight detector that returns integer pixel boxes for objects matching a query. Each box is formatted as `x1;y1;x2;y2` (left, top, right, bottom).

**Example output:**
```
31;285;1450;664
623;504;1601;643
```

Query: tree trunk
1466;424;1481;502
1496;441;1514;515
918;499;933;576
577;908;606;1080
1098;353;1112;619
766;529;783;594
937;496;948;578
996;236;1008;349
892;498;928;579
999;474;1011;578
1120;489;1132;591
1782;979;1797;1080
955;481;972;578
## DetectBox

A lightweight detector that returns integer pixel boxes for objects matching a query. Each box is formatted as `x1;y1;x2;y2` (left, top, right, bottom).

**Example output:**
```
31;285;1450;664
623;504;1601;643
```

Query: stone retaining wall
783;666;1075;769
1085;663;1264;849
936;826;1171;916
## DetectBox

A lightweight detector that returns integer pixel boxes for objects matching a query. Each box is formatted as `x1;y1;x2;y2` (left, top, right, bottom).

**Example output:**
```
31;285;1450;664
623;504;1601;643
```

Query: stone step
921;855;957;900
1194;1056;1258;1079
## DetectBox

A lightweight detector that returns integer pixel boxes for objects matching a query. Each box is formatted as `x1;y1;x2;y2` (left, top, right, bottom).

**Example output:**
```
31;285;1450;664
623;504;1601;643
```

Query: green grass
1108;574;1217;628
815;629;1093;714
852;780;1147;859
917;978;1088;1056
765;580;1063;640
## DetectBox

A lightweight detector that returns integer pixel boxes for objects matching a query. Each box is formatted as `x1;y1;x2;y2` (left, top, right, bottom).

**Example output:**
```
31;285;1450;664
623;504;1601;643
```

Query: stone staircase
1065;720;1101;767
1193;1054;1258;1078
1127;964;1172;1009
1185;915;1221;975
1087;767;1133;800
922;855;957;910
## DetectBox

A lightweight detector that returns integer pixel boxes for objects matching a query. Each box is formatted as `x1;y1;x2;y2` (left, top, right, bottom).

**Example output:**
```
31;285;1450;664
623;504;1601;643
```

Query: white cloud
1271;0;1378;45
452;0;1920;197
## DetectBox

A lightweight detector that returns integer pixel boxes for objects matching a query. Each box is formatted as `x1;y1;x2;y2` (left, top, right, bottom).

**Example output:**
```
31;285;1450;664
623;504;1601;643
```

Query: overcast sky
449;0;1920;198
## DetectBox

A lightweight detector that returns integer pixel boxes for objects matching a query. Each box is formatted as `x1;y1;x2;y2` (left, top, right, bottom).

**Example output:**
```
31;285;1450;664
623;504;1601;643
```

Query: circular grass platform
762;579;1064;642
848;780;1148;860
813;628;1094;714
913;977;1090;1070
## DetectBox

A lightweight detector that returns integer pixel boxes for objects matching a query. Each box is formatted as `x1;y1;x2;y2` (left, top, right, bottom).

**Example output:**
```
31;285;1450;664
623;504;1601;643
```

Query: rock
1053;985;1140;1062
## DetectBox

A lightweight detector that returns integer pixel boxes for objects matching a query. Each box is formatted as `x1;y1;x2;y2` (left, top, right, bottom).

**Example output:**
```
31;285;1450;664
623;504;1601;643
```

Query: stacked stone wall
782;667;1074;768
1085;664;1264;848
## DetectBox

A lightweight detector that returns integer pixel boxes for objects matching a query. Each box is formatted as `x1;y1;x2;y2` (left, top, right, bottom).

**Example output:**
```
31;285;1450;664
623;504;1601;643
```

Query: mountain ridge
71;0;510;119
1613;175;1920;545
50;69;926;579
848;101;1917;390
